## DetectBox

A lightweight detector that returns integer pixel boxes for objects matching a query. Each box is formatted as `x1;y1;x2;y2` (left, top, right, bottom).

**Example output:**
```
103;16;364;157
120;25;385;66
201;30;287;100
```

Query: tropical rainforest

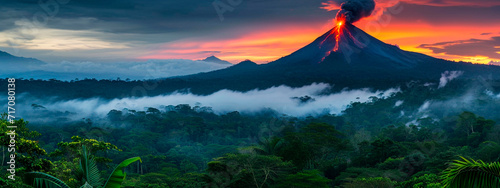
1;78;500;188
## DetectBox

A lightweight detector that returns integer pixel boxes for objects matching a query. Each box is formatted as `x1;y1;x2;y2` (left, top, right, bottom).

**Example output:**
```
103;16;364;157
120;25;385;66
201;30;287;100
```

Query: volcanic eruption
263;0;438;70
318;0;378;62
337;0;375;50
185;0;500;91
335;0;376;24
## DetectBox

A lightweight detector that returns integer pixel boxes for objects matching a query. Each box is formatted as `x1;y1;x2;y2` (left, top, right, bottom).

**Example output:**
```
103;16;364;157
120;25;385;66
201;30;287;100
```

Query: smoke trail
336;0;376;23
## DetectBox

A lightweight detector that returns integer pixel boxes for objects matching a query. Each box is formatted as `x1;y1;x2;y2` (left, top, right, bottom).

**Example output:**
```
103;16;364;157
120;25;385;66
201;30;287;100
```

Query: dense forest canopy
1;76;500;187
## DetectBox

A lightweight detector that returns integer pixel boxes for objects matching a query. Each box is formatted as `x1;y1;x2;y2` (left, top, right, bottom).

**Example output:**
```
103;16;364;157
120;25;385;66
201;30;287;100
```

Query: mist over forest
2;71;500;187
2;0;500;187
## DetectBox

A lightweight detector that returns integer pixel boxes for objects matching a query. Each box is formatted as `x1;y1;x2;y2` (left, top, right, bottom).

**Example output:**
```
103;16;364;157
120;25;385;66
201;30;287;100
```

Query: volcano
271;22;433;69
181;24;500;93
14;24;500;98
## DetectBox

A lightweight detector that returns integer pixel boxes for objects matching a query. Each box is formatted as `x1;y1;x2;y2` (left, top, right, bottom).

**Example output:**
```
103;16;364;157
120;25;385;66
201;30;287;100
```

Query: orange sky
139;19;500;65
138;0;500;65
2;0;499;64
356;20;500;65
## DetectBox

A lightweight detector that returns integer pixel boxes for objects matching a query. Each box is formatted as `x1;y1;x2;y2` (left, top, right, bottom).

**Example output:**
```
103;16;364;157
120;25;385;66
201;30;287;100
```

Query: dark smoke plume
336;0;376;23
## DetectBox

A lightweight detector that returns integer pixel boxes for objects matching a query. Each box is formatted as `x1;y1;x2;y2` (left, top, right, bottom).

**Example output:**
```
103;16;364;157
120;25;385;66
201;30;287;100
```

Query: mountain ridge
201;55;232;65
4;25;500;98
0;50;45;64
185;24;500;83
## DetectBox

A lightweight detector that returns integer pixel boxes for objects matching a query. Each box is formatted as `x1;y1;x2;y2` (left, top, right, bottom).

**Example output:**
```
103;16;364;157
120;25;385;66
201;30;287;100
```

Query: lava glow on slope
334;19;344;52
320;16;345;48
319;18;346;62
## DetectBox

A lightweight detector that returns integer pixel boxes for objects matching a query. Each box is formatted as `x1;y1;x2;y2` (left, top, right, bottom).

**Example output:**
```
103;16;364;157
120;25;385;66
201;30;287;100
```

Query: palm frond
24;172;70;188
441;156;500;188
80;145;102;188
80;182;94;188
104;157;141;188
255;137;284;155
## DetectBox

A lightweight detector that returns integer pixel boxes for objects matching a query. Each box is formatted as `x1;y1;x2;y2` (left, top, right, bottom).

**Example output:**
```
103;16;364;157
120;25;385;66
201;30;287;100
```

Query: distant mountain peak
0;50;45;64
236;59;257;67
0;50;31;59
202;55;232;65
0;50;45;74
0;50;13;57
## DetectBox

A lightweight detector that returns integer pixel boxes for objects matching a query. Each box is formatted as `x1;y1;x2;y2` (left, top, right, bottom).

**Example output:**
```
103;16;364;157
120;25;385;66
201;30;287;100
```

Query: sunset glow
138;0;500;65
0;0;498;65
140;21;500;65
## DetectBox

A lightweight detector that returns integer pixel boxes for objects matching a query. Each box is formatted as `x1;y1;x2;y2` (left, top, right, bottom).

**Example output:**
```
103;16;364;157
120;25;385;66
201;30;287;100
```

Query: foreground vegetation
1;80;500;187
1;107;499;187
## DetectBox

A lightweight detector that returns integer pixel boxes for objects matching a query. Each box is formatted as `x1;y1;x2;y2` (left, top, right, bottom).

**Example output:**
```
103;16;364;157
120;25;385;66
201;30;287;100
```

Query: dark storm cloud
1;0;500;63
2;0;499;36
0;0;332;35
402;0;500;7
418;37;500;59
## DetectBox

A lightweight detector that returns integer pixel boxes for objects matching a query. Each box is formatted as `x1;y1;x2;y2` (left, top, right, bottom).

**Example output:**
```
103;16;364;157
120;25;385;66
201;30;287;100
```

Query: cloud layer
438;71;463;89
2;59;232;80
419;37;500;61
4;83;400;121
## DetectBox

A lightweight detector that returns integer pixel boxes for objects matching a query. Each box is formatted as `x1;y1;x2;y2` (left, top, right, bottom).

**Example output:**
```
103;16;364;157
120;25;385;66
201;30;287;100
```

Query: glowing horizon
138;1;500;65
0;0;499;65
138;21;500;65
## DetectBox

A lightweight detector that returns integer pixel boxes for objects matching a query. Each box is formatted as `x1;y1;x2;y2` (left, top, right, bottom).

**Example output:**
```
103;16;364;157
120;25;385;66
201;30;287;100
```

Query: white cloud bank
8;59;232;80
8;83;400;120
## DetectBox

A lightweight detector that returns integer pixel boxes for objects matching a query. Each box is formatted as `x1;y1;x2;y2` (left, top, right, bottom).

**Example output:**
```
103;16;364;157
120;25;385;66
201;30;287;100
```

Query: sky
0;0;499;64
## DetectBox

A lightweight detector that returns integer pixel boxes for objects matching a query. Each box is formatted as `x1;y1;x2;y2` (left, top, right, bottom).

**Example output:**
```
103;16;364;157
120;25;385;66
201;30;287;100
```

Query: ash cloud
335;0;376;23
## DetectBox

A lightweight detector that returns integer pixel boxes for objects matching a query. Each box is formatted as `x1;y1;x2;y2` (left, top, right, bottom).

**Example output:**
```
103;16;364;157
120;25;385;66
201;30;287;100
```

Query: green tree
253;137;284;156
273;170;331;188
205;153;293;188
279;123;348;169
452;112;495;147
397;173;442;188
0;117;52;188
476;141;500;162
353;138;406;167
122;172;206;188
180;159;198;173
49;136;120;164
342;177;396;188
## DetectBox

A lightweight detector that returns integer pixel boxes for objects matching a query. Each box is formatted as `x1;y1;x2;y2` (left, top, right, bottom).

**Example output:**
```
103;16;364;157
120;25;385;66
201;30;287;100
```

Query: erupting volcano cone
185;23;500;93
270;23;434;70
